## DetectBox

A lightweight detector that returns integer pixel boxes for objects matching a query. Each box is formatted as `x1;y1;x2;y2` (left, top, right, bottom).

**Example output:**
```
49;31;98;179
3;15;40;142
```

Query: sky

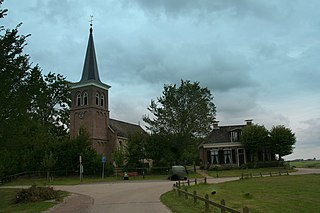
2;0;319;160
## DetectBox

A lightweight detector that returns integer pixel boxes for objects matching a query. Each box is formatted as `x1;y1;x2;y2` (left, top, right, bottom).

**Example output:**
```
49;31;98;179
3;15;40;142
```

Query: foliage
143;80;216;163
126;132;147;167
240;124;269;167
15;185;60;203
269;125;296;160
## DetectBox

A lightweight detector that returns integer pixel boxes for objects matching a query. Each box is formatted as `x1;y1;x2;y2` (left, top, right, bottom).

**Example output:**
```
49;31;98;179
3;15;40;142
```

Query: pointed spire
80;19;101;83
72;18;110;90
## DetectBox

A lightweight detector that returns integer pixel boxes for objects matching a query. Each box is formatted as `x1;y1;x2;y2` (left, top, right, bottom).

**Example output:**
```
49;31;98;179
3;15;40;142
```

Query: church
69;24;144;163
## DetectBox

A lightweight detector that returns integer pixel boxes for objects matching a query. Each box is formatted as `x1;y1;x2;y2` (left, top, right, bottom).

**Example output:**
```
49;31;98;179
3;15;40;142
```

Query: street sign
102;156;106;164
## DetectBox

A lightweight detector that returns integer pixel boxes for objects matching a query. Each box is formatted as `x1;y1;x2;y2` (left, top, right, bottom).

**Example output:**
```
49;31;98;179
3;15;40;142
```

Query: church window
96;92;100;105
76;93;81;106
100;94;104;107
83;92;88;105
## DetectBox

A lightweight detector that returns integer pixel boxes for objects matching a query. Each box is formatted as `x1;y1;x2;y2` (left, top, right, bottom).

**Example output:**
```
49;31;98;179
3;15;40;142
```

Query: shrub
15;185;60;203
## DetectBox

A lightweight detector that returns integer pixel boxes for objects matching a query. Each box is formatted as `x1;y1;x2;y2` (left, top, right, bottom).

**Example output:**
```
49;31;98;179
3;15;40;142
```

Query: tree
143;80;216;163
269;125;296;161
240;124;269;167
0;2;71;178
41;151;57;182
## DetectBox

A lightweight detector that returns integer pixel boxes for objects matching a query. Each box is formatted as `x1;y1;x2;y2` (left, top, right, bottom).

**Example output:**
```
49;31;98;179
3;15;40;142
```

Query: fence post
270;171;272;177
185;188;188;200
286;170;289;175
193;191;197;204
279;171;281;176
241;173;243;179
173;184;176;193
195;178;197;185
205;194;209;212
221;199;226;213
204;177;207;184
188;179;190;186
243;206;249;213
260;172;262;177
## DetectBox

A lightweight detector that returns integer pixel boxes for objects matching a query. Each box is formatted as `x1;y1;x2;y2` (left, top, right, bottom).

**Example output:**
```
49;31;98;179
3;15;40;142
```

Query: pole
102;163;105;179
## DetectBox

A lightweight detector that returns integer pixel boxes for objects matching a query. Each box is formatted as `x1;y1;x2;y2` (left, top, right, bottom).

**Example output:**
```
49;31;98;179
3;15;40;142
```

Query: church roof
72;27;110;90
109;119;145;138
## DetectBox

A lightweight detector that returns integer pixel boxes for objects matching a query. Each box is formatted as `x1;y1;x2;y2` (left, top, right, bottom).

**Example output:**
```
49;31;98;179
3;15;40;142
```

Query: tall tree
269;125;296;161
0;2;71;178
143;80;216;163
240;124;269;167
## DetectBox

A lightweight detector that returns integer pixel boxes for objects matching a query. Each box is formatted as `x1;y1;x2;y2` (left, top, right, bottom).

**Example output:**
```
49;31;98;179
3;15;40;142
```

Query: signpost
102;155;106;179
79;155;83;182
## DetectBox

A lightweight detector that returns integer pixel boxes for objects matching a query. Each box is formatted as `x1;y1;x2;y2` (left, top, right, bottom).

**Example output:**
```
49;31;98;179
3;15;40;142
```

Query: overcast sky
2;0;319;160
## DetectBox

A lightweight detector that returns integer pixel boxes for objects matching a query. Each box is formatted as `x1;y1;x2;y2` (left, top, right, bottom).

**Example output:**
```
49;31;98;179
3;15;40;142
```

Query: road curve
54;180;173;213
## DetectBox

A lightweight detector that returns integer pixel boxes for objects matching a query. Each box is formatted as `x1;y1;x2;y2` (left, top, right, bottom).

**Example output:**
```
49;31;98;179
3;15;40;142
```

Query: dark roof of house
203;125;246;144
109;118;145;138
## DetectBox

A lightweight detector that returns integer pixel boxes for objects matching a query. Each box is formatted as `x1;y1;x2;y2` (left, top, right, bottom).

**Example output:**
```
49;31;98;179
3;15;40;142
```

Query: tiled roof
203;125;246;144
109;118;145;138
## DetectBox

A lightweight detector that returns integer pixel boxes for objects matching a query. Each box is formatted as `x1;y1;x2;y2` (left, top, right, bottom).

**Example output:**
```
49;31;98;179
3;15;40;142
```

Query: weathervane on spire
90;15;94;27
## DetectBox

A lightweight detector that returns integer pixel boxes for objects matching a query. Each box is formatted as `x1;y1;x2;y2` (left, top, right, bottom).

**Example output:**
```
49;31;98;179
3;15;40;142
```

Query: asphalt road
54;180;174;213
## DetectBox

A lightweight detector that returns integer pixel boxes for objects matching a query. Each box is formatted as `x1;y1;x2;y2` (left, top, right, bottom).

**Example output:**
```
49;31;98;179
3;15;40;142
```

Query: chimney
213;121;219;129
245;119;253;126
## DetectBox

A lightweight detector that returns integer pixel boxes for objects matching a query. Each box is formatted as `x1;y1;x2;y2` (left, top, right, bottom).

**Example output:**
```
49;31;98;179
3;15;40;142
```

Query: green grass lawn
161;174;320;213
2;170;203;186
0;188;68;213
206;167;295;178
289;160;320;168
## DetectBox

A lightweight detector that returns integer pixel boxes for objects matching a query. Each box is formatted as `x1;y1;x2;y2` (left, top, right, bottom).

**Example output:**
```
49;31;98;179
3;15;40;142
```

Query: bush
15;185;60;203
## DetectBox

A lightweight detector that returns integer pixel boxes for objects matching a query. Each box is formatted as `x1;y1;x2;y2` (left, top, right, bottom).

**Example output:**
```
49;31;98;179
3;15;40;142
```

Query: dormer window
100;94;104;107
83;92;88;105
76;93;81;106
96;92;100;105
230;130;241;142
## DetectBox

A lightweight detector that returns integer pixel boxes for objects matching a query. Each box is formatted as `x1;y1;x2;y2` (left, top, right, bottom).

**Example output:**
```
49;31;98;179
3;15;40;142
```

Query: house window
83;92;88;105
230;131;240;142
211;149;219;164
100;94;104;107
76;93;81;106
224;150;232;164
96;92;100;105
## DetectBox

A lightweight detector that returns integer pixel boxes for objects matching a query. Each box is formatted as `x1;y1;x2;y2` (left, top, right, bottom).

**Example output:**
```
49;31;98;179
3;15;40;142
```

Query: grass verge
206;167;295;178
0;188;69;213
289;160;320;168
161;174;320;213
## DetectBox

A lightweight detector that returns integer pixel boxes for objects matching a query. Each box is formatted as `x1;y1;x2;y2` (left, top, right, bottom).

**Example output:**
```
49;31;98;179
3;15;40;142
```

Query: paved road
53;180;174;213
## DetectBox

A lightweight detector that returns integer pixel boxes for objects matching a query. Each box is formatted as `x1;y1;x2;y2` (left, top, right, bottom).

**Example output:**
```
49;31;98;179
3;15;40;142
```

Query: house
69;24;144;163
199;120;276;168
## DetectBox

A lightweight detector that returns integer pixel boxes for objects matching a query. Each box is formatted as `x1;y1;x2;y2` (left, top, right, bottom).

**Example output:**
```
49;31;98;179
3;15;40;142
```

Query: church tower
70;24;111;155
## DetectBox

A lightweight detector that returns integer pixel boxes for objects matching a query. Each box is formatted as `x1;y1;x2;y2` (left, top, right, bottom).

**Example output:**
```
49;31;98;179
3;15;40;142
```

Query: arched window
76;93;81;106
83;92;88;105
100;94;104;107
96;92;100;106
